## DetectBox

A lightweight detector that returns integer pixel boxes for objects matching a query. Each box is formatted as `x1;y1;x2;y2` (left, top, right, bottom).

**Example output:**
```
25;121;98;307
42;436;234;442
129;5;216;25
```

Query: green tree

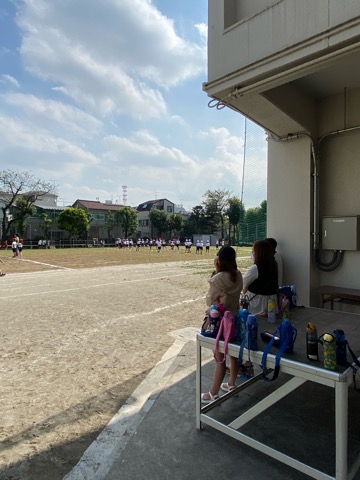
226;197;245;244
149;209;169;237
13;197;36;236
243;200;267;243
57;208;91;238
202;189;230;239
115;207;138;238
105;211;116;241
0;170;53;242
39;212;53;240
168;213;184;237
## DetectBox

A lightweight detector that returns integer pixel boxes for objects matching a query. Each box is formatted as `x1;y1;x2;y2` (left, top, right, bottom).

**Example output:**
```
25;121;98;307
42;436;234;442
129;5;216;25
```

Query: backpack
200;303;225;338
214;311;235;362
278;285;297;309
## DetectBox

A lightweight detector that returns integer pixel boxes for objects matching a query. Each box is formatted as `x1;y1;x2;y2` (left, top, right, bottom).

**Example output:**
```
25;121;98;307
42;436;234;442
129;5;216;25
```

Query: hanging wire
208;98;227;110
240;117;247;204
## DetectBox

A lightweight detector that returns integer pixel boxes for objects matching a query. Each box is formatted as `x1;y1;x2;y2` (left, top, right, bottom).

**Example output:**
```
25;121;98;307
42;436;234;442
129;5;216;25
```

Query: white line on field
0;272;194;299
16;258;73;269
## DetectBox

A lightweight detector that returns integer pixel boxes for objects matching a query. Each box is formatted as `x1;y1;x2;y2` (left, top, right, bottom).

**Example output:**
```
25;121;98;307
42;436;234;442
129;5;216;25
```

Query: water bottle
238;308;249;342
306;322;319;361
319;333;336;370
267;296;276;324
245;314;258;351
334;329;347;365
279;319;297;354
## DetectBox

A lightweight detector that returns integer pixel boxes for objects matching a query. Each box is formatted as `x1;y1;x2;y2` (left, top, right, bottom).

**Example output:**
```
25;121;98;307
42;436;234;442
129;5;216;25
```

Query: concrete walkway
65;327;360;480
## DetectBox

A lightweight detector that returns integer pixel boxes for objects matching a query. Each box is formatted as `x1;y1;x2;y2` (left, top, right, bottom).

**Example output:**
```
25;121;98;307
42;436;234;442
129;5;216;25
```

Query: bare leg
209;351;226;396
228;356;238;386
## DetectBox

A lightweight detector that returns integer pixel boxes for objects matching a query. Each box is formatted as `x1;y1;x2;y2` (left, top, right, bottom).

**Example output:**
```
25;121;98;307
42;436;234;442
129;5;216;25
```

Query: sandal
201;391;219;404
220;382;236;392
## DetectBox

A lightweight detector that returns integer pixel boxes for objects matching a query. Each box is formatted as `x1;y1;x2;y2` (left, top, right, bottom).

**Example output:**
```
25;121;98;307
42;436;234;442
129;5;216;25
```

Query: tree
189;205;206;234
57;208;91;238
243;200;267;243
149;209;169;237
202;189;231;239
105;211;116;241
168;213;184;237
39;212;52;240
115;207;138;238
13;197;36;236
226;197;245;244
0;170;53;242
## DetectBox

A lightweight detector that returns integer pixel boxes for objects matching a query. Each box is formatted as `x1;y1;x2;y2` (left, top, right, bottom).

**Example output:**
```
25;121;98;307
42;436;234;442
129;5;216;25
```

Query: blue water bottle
245;315;258;351
238;308;249;342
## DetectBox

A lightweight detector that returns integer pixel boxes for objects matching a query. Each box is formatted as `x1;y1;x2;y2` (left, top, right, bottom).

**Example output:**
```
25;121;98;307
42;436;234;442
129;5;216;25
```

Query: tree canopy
57;208;91;237
149;209;169;237
0;170;53;242
202;189;231;239
115;207;138;238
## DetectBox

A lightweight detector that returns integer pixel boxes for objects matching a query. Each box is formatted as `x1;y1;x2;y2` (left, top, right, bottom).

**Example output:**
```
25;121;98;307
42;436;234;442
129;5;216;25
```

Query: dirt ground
0;247;251;480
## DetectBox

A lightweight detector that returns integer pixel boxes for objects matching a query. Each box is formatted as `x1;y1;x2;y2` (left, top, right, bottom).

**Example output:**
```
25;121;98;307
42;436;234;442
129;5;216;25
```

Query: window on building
224;0;278;29
167;206;173;213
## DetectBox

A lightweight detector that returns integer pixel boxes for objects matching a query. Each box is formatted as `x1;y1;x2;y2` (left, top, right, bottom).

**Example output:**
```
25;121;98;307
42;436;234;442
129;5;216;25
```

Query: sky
0;0;268;211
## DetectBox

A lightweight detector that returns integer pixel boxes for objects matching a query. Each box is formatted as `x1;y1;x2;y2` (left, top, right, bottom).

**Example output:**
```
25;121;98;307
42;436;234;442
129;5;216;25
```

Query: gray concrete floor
66;333;360;480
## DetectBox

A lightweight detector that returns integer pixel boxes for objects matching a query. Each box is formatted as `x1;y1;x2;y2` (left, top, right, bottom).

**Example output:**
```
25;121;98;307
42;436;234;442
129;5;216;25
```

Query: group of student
201;238;282;404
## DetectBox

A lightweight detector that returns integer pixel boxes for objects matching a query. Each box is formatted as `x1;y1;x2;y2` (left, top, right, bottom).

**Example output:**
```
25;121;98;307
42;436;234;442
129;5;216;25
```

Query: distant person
11;237;17;258
18;238;23;258
156;238;162;253
266;237;283;287
242;240;279;315
215;239;219;250
205;240;210;253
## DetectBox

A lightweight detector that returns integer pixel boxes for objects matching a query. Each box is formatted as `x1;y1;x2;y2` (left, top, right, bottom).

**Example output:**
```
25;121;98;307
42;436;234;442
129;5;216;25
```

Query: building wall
208;0;360;87
267;86;360;311
267;136;314;306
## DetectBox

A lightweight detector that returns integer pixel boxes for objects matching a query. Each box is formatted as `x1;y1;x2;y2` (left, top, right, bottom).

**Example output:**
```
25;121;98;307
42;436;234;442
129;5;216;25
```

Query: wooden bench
317;285;360;310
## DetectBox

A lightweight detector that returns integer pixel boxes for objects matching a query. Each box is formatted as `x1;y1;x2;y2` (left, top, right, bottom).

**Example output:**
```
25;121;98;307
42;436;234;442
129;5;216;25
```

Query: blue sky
0;0;267;210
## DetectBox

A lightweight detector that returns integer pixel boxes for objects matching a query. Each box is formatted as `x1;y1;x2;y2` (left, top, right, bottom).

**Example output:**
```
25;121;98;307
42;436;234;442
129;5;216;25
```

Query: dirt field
0;246;251;480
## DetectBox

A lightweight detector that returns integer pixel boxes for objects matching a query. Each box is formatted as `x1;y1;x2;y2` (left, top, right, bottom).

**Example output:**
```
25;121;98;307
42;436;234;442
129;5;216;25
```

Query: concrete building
137;198;175;239
205;0;360;310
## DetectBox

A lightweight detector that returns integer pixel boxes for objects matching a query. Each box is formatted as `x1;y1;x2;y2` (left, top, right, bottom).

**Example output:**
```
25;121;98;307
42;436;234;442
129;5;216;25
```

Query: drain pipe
312;140;344;271
268;131;343;271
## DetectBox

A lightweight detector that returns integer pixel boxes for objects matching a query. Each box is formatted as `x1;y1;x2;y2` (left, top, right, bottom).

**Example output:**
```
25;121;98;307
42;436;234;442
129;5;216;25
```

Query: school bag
214;311;236;362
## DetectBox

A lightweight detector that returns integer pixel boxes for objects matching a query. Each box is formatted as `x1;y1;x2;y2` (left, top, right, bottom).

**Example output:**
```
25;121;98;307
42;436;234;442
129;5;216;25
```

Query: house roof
73;199;127;212
136;198;173;211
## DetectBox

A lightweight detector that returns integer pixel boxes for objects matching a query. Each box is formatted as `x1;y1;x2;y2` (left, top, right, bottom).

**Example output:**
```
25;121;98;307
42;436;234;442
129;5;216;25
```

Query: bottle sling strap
260;324;294;381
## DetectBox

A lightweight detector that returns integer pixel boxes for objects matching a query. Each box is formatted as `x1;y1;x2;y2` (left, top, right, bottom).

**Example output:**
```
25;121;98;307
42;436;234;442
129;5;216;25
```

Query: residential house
205;0;360;310
73;199;127;242
137;198;175;239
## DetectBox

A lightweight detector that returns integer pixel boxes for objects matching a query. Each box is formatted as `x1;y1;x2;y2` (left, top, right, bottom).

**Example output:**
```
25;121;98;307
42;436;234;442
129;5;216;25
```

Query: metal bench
317;285;360;310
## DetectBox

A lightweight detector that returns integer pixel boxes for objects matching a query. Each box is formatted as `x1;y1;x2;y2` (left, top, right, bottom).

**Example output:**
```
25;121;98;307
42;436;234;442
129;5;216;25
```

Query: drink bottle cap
323;333;334;342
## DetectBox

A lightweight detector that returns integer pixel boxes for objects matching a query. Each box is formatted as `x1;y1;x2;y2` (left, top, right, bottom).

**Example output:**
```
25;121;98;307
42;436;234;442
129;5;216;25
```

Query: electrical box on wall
322;216;360;250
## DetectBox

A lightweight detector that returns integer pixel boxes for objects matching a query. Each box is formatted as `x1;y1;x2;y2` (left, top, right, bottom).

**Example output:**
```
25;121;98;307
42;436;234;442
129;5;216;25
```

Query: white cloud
195;23;208;43
2;93;102;138
16;0;206;119
2;74;20;88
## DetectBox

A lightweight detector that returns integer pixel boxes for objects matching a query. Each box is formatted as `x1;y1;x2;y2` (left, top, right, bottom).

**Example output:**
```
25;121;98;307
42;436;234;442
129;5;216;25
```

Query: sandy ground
0;259;213;479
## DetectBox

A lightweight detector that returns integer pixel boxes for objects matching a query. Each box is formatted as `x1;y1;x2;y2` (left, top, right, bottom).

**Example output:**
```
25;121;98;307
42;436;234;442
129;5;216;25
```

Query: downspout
268;132;343;271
